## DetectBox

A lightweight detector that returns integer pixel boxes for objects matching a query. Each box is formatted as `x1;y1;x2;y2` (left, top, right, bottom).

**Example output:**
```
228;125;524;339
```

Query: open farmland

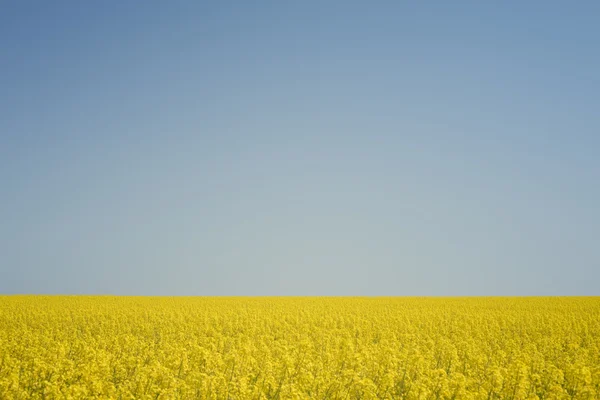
1;297;599;399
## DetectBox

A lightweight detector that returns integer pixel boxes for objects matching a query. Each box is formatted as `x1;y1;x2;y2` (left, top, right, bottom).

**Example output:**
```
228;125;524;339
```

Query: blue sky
1;2;599;295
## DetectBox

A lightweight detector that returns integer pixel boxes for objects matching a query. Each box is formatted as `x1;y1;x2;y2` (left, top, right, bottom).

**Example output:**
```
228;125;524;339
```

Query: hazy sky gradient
2;2;599;295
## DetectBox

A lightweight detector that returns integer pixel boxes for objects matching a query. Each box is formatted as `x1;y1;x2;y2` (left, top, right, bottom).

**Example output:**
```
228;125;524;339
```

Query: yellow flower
1;296;599;399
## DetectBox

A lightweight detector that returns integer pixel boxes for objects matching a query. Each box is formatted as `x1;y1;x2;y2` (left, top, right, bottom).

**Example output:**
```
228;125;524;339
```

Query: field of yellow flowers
1;297;599;399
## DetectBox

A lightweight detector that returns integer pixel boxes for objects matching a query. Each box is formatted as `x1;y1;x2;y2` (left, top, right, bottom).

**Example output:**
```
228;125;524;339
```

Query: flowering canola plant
1;297;599;399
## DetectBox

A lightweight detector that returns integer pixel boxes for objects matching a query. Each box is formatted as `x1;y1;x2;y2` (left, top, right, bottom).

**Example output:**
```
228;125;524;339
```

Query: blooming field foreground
0;297;599;399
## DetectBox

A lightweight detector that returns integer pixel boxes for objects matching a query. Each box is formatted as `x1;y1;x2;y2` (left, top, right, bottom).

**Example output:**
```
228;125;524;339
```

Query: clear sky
1;2;599;295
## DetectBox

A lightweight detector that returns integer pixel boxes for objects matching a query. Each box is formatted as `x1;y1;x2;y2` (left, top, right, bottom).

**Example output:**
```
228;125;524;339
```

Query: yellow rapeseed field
0;297;599;399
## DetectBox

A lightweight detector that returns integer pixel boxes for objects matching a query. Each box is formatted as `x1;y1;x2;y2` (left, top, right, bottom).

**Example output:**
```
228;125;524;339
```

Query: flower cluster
1;297;598;399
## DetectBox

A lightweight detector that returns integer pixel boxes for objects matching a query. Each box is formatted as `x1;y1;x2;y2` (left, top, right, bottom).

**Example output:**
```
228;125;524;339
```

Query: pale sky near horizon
1;2;599;295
